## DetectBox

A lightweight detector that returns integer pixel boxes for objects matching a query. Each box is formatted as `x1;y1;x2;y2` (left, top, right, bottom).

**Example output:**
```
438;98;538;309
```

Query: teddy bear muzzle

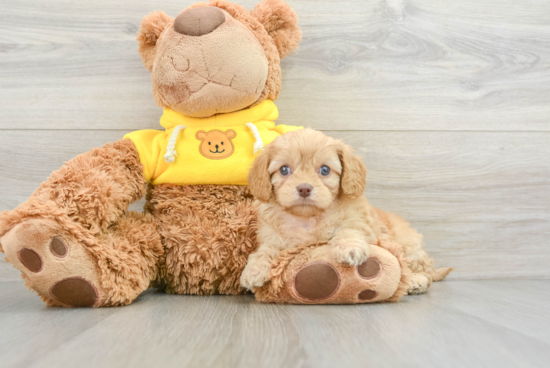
174;6;226;37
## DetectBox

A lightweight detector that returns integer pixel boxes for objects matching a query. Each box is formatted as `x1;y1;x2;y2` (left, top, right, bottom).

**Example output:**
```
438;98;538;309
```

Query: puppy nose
174;6;225;36
297;184;313;198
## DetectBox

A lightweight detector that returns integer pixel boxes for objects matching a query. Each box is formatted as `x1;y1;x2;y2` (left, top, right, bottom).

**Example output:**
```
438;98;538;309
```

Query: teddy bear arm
254;241;412;304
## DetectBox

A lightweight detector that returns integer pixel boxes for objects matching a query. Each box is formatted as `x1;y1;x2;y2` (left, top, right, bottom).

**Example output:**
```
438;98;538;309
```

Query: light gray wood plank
330;130;550;280
417;280;550;345
0;130;145;213
0;280;122;368
0;130;548;280
0;280;547;368
1;0;550;131
0;261;20;281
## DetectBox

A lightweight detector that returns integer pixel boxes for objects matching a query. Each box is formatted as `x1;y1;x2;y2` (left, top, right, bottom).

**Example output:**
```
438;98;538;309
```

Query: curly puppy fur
241;129;452;294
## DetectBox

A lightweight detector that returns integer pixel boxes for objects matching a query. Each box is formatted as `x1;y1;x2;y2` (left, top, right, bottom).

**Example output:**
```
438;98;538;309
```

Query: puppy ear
251;0;302;58
136;11;173;72
248;147;273;203
339;143;367;199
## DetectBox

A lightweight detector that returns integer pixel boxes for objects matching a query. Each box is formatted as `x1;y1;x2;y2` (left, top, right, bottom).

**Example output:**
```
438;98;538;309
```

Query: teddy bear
0;0;411;307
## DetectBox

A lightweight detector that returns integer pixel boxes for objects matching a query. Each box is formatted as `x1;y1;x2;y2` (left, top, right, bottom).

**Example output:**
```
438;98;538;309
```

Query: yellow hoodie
124;100;302;186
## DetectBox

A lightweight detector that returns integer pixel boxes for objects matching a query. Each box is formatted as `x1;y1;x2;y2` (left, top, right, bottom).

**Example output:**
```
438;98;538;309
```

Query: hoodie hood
160;100;279;129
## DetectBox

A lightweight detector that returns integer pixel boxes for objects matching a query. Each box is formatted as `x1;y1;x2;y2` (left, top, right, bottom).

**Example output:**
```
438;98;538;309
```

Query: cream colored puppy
240;129;452;294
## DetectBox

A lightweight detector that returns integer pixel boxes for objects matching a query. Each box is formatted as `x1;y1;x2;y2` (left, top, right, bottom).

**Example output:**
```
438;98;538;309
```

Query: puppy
240;128;452;294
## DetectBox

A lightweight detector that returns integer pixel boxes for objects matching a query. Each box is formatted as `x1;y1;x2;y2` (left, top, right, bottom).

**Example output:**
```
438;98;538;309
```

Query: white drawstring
164;125;186;163
245;122;264;154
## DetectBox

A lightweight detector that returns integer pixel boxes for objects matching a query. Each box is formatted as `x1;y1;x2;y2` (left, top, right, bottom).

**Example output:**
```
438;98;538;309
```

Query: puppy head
248;129;367;217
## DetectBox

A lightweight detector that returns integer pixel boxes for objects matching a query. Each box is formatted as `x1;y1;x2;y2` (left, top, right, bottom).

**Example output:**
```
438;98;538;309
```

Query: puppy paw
332;241;370;266
408;273;430;295
240;262;271;290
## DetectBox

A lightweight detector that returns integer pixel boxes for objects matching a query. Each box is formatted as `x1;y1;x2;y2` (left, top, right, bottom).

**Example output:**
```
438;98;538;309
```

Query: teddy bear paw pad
50;237;68;258
17;248;43;273
357;258;381;279
50;277;98;308
16;236;67;274
358;289;378;301
293;262;340;301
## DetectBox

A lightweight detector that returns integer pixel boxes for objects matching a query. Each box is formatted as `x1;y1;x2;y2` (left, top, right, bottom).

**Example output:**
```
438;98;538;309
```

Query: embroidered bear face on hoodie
196;129;237;160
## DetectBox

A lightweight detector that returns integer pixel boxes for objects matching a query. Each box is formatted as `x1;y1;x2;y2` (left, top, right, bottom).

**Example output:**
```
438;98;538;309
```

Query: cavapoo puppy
240;128;452;294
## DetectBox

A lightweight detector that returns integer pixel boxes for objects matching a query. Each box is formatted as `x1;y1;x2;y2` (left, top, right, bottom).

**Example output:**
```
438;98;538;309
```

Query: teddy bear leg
254;239;412;304
0;139;162;307
0;211;162;307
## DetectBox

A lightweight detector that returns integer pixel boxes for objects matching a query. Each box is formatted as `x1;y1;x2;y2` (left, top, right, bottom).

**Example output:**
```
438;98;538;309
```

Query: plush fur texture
0;134;420;306
145;184;259;295
251;0;302;58
136;0;301;118
137;11;173;72
242;129;452;295
0;142;258;305
0;140;163;306
0;0;436;307
0;0;305;308
254;239;412;304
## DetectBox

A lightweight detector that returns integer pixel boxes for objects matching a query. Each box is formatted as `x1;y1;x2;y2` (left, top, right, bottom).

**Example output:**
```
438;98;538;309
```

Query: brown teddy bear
0;0;411;307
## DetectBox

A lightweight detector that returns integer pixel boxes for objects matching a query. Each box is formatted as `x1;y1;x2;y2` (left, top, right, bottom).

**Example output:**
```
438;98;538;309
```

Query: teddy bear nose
297;184;313;198
174;6;226;36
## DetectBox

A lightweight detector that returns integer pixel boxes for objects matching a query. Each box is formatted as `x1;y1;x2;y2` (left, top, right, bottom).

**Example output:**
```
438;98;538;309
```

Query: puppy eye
319;165;330;176
280;166;291;176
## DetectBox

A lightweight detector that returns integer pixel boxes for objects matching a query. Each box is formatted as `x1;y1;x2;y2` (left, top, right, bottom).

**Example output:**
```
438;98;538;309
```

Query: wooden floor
1;279;549;368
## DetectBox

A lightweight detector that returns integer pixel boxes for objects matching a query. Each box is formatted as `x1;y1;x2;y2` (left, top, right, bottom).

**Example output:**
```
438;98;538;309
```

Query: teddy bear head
137;0;301;118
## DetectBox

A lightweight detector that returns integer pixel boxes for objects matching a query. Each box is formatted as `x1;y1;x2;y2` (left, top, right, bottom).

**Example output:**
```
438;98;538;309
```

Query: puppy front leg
241;244;282;290
329;229;371;266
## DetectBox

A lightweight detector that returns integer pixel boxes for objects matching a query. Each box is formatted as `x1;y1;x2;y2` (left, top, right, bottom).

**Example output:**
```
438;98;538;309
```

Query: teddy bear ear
136;11;173;72
250;0;302;59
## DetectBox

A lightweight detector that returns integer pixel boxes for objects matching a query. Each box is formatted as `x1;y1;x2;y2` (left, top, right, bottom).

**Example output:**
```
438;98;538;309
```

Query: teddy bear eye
319;165;330;176
280;166;291;176
208;142;211;145
221;142;224;145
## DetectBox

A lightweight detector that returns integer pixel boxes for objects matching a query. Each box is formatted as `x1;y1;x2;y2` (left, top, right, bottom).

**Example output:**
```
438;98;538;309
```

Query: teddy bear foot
254;242;412;304
1;219;104;307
